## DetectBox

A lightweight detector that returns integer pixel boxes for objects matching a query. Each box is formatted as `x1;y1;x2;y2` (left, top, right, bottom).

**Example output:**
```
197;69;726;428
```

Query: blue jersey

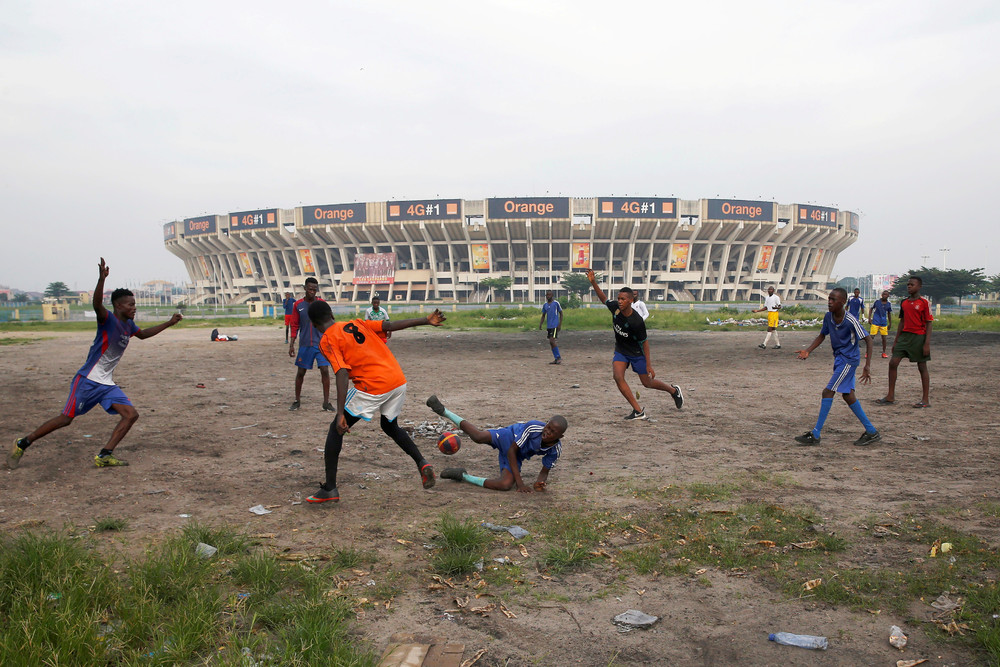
821;311;868;366
507;420;562;469
871;299;892;327
76;314;140;386
542;300;563;328
847;296;864;318
283;297;295;315
291;297;324;348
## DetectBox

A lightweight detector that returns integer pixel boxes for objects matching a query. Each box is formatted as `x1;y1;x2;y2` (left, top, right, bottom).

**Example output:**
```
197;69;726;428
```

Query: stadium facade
163;196;859;305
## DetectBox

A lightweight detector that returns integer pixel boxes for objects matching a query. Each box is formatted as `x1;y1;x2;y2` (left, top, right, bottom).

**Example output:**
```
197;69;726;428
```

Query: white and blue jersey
488;420;562;473
76;314;140;385
847;295;864;319
871;300;892;327
542;300;563;329
821;311;869;393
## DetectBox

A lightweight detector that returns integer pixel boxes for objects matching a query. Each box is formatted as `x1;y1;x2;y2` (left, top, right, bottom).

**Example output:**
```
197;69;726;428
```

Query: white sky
2;0;998;292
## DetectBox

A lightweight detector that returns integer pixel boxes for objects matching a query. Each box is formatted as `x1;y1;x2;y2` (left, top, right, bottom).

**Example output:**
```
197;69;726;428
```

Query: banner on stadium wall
302;203;367;225
238;253;254;276
298;249;316;274
812;249;824;272
756;245;774;272
571;243;591;269
198;256;211;279
849;212;860;232
669;243;690;270
597;197;677;219
706;199;774;222
163;222;177;241
184;215;216;236
471;244;490;270
230;209;278;232
487;197;569;219
386;199;461;221
353;252;396;285
798;204;838;227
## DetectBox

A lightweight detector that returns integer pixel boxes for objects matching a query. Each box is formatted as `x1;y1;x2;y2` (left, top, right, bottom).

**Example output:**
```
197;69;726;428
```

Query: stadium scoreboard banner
303;203;367;225
184;215;217;236
230;209;278;232
163;222;177;241
849;212;860;232
597;197;677;219
487;197;569;219
706;199;774;222
798;204;838;227
387;199;461;221
353;252;396;284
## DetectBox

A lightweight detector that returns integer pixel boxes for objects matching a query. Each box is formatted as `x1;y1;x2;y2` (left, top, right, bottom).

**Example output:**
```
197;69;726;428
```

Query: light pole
939;248;950;270
921;255;930;267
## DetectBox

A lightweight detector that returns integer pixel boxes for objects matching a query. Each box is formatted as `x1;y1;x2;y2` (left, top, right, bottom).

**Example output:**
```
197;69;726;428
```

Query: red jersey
319;319;405;394
899;296;933;335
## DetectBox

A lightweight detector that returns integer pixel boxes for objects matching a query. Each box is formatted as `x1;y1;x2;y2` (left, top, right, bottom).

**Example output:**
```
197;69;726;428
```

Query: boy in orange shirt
305;300;447;503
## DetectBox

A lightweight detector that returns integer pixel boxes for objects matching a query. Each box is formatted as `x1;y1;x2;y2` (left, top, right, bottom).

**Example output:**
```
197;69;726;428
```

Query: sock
442;408;463;426
17;437;31;450
552;346;560;359
849;401;876;433
812;397;834;438
771;331;780;346
381;416;424;464
461;473;486;487
763;332;772;346
323;423;344;488
98;449;113;457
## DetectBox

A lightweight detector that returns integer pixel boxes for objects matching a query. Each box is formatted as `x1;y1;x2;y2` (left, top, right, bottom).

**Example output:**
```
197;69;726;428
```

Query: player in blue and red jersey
282;292;295;343
6;258;182;470
288;277;332;411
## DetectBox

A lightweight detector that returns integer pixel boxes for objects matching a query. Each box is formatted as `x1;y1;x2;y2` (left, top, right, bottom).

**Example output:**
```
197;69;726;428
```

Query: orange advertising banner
471;244;489;270
571;243;591;269
298;249;316;274
670;243;689;270
198;256;210;279
756;245;774;272
238;252;253;276
811;249;824;272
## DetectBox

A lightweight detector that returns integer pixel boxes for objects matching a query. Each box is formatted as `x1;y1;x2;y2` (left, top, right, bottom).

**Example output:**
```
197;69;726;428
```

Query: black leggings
322;414;425;489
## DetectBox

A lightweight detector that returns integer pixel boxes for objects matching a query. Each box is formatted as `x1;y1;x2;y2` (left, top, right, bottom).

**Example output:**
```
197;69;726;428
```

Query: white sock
771;331;780;346
763;331;772;346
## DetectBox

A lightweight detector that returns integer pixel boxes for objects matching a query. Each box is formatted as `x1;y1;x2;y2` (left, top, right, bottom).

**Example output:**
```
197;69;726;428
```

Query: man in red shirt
877;276;933;408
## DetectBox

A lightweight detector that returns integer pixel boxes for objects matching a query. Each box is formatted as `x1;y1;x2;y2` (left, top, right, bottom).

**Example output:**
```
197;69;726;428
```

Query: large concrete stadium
163;196;859;305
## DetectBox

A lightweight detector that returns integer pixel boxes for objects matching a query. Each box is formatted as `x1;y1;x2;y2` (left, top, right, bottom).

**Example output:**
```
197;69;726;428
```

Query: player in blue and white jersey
794;287;880;447
288;277;332;411
426;395;566;493
6;258;182;470
538;290;563;364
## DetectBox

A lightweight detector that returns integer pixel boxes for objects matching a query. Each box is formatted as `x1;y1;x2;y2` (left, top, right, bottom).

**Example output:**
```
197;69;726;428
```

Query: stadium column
625;220;639;288
525;219;534;303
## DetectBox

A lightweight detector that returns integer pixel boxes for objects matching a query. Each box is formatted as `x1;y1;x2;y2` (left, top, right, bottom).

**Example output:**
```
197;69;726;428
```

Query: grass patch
688;481;739;501
432;514;492;575
93;517;128;532
541;512;603;573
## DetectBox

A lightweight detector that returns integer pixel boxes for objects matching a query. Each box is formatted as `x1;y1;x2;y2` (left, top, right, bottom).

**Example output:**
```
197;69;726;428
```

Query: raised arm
135;313;183;340
383;309;446;332
93;258;110;323
586;269;608;304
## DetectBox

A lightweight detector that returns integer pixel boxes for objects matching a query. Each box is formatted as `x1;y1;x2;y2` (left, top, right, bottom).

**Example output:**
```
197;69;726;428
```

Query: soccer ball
438;432;461;455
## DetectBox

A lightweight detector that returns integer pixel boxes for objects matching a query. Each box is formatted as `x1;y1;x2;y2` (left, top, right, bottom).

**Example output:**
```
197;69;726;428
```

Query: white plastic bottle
768;632;829;650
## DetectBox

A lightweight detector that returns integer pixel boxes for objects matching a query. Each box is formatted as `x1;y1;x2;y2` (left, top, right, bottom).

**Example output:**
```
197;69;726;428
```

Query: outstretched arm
135;313;183;339
507;446;530;493
586;269;608;304
94;258;110;324
796;333;826;360
534;466;550;491
383;309;446;332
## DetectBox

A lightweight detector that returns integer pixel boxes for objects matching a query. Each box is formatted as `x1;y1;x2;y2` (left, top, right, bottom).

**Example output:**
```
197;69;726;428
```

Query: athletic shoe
289;400;301;411
95;453;128;467
672;384;684;409
624;409;647;421
773;345;781;349
426;395;446;416
794;432;820;446
853;431;881;447
441;467;467;481
306;485;340;503
6;438;27;470
881;353;888;359
420;463;436;489
757;343;766;349
322;402;334;412
549;358;562;365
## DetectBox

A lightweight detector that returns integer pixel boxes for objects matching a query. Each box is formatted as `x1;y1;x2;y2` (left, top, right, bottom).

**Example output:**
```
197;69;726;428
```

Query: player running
538;290;563;364
288;277;332;411
752;286;782;349
7;258;182;469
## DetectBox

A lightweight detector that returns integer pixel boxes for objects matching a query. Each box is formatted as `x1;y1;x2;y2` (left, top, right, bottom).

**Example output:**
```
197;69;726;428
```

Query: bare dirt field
2;324;998;666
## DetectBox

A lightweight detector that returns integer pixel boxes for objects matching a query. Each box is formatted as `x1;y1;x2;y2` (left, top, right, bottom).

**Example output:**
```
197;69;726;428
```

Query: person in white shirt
752;286;782;349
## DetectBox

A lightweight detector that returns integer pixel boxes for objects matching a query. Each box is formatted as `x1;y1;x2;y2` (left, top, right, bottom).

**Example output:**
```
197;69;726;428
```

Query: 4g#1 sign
597;197;677;219
229;209;278;232
798;204;838;227
386;199;461;221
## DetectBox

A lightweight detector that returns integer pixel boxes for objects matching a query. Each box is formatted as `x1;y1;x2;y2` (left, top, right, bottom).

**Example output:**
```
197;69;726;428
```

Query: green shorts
893;331;930;362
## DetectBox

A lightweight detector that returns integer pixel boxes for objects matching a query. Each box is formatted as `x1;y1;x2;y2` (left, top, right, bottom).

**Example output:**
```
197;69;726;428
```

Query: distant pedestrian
364;295;391;343
867;290;893;359
847;288;864;322
282;292;295;343
538;290;563;364
752;286;782;349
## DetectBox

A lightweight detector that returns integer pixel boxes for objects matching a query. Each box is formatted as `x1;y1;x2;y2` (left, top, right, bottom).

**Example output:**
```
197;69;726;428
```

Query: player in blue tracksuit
426;395;566;492
287;277;331;411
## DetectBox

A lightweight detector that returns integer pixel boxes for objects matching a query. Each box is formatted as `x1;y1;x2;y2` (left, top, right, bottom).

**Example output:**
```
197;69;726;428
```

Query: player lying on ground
7;258;182;470
794;287;880;447
304;300;446;503
426;395;566;493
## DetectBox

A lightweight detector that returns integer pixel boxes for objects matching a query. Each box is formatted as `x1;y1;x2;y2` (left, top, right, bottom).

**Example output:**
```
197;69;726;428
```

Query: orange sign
669;243;689;270
238;252;254;276
811;249;824;272
198;256;210;279
471;244;489;270
572;243;591;269
756;245;774;272
298;249;316;274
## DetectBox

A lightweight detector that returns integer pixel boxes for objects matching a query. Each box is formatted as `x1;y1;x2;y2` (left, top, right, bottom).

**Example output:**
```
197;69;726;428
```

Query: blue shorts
295;344;331;369
61;375;132;418
826;360;858;394
613;351;647;375
488;427;523;474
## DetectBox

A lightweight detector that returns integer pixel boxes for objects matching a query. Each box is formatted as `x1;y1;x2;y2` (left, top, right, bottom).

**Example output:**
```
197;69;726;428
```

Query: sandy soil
2;324;998;666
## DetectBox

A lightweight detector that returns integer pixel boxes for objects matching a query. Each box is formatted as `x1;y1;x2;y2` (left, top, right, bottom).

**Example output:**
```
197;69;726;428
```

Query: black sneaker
322;402;334;412
624;408;647;421
289;400;301;411
773;345;782;350
853;431;881;447
672;384;684;409
426;395;446;416
306;485;340;503
758;343;766;349
441;467;467;481
549;358;562;365
794;432;821;446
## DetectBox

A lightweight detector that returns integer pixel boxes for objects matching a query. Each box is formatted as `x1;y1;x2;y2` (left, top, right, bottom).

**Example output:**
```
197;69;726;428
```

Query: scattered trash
940;542;953;553
767;632;829;650
474;559;484;572
248;505;272;515
83;434;92;438
46;593;62;602
571;384;580;389
492;556;512;565
217;377;227;381
889;625;907;649
258;432;289;439
913;436;930;441
230;423;258;430
930;594;961;612
802;578;823;591
195;383;206;388
481;522;529;539
195;543;218;558
412;419;450;438
896;660;928;667
613;609;658;632
144;489;166;495
442;612;456;621
178;514;191;518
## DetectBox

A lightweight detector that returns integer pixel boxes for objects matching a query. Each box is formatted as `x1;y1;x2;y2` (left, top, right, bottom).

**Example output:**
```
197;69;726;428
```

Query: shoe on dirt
420;463;436;489
6;438;27;470
426;395;446;416
307;485;340;503
881;352;889;358
95;453;128;467
322;402;334;412
624;409;647;421
672;384;684;409
289;400;301;411
773;345;782;349
441;467;467;481
794;432;821;446
758;343;766;349
854;431;881;447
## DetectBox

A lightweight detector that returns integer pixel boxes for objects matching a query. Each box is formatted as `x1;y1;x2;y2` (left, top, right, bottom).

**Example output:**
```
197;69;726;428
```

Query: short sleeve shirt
871;300;892;327
282;297;295;315
319;318;406;395
764;294;781;312
364;306;391;341
76;314;140;385
900;297;933;334
847;296;864;318
542;300;563;328
821;311;868;366
510;420;562;469
605;300;646;357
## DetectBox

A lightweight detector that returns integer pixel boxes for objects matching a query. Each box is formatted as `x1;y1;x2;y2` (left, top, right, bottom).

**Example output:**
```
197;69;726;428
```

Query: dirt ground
2;324;998;666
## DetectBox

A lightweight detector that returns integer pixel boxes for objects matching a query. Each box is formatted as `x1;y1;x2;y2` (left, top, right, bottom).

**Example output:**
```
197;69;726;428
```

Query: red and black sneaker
306;485;340;503
420;463;436;489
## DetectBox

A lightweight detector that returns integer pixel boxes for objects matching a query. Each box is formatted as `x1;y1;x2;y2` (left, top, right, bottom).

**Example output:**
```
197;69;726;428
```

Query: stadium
163;196;859;305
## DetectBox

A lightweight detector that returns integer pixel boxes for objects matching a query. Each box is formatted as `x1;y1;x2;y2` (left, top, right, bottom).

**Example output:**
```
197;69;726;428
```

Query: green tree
44;281;72;298
889;267;988;305
479;277;512;302
13;292;30;303
561;271;602;298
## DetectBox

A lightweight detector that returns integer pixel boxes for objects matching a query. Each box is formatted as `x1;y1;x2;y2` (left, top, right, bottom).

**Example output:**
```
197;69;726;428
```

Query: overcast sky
2;0;997;293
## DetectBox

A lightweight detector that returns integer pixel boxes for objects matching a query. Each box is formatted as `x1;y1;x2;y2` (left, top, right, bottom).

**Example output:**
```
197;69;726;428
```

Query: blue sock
813;397;834;438
552;346;560;359
849;401;876;433
442;408;463;426
461;472;486;487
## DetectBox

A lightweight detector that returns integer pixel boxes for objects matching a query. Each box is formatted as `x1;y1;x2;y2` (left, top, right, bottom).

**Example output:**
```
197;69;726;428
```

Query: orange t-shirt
319;319;405;394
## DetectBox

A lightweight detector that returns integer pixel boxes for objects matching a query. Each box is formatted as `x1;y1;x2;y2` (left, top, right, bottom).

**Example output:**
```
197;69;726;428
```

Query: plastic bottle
768;632;829;650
